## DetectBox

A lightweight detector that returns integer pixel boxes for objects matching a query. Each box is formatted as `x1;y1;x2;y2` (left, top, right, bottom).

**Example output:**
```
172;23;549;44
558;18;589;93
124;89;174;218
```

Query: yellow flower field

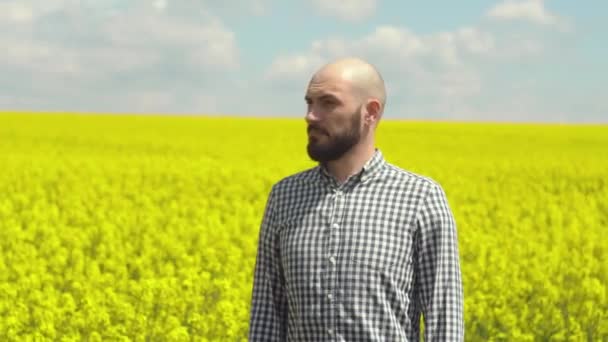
0;112;606;341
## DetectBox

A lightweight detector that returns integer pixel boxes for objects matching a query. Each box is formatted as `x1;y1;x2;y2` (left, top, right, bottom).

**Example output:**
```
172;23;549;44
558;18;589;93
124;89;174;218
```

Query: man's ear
365;99;381;124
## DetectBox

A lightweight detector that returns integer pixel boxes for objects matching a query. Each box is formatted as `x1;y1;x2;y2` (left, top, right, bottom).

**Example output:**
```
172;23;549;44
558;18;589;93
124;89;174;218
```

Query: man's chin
307;144;337;163
307;144;324;162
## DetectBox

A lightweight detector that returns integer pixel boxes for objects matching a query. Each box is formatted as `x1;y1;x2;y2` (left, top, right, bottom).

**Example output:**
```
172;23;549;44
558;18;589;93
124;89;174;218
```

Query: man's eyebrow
305;93;340;102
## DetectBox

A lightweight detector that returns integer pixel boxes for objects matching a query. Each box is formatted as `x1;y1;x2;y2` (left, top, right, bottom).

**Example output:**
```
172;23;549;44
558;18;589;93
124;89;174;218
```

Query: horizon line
1;110;606;127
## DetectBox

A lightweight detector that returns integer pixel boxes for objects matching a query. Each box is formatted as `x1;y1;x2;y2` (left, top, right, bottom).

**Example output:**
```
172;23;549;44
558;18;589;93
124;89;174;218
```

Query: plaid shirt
248;148;464;341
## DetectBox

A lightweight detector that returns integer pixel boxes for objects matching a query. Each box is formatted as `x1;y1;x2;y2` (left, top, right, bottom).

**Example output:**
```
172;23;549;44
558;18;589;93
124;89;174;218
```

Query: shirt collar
316;148;385;189
360;148;385;183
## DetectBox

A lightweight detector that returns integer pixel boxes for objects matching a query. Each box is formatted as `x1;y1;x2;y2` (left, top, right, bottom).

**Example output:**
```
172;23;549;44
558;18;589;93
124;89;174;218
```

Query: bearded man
248;57;465;342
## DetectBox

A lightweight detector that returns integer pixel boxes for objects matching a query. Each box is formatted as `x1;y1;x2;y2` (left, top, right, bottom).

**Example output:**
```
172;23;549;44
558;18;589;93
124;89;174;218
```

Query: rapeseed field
0;112;606;341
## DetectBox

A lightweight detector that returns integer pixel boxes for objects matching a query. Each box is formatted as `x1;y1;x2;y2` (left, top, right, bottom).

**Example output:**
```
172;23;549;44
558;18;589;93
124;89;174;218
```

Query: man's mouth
308;126;326;136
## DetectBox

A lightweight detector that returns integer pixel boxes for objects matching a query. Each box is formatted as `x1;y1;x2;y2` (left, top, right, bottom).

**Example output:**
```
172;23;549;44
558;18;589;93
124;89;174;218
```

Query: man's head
304;57;386;163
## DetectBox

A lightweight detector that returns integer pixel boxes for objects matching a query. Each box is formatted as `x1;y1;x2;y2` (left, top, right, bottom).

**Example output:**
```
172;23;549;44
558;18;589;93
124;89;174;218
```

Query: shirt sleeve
248;187;288;341
415;182;465;341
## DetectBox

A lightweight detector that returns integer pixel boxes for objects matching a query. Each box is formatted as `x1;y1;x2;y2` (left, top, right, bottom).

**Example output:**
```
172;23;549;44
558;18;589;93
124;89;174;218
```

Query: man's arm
248;187;288;341
415;182;465;341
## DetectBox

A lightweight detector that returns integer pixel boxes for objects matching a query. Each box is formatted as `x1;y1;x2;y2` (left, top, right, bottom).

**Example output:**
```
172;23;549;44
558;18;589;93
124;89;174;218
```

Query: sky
0;0;606;123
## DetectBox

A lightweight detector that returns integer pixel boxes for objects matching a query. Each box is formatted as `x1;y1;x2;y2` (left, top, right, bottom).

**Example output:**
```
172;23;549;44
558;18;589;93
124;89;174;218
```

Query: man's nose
305;106;320;124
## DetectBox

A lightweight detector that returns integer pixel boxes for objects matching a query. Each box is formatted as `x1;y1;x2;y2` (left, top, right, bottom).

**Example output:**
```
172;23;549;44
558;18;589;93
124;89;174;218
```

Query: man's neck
322;143;376;184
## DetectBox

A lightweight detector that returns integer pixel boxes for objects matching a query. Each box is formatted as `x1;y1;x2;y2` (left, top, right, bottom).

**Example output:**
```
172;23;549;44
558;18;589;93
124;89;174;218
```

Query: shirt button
328;328;334;335
327;293;333;300
329;256;336;264
332;223;339;229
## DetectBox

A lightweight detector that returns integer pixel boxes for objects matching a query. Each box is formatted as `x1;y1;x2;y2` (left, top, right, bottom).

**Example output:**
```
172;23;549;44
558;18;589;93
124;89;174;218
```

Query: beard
307;110;362;163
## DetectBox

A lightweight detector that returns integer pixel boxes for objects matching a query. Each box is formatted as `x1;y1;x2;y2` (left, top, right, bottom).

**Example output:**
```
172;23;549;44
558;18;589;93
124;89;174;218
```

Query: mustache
307;125;327;135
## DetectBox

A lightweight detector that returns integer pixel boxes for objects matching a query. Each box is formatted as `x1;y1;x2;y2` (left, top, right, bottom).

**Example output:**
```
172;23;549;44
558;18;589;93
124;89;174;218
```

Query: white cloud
0;1;86;23
264;22;566;120
250;0;272;16
266;25;497;97
487;0;570;30
1;1;239;73
310;0;377;22
0;0;240;113
265;55;325;84
202;0;274;17
102;12;239;71
266;28;426;84
0;3;34;22
153;0;168;12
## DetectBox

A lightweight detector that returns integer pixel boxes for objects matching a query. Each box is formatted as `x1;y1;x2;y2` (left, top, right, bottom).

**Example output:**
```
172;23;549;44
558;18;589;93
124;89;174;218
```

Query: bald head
311;57;387;110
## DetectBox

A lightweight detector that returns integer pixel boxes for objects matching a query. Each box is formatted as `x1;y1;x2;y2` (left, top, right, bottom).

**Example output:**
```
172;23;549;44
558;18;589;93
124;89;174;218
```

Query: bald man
248;57;464;341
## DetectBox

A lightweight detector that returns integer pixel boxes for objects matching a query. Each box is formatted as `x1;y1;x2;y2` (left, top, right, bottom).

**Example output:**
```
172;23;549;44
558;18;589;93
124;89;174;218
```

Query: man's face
304;76;363;163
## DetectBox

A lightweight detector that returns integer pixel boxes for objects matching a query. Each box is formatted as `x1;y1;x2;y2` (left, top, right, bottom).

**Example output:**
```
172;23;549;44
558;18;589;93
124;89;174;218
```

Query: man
248;57;464;341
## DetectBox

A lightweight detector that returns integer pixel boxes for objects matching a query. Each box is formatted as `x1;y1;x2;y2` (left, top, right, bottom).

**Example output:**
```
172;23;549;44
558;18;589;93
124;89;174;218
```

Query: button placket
325;187;345;339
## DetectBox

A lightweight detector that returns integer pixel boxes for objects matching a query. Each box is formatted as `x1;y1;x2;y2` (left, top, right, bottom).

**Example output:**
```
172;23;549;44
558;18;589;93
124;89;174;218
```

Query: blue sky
0;0;605;123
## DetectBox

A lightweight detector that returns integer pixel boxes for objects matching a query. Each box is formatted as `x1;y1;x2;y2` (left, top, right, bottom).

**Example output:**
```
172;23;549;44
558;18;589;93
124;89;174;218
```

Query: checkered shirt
248;148;464;341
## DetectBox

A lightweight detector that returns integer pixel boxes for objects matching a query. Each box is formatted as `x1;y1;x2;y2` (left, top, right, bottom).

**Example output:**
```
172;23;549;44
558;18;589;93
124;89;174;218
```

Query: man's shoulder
265;160;448;198
382;161;447;194
269;166;320;192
